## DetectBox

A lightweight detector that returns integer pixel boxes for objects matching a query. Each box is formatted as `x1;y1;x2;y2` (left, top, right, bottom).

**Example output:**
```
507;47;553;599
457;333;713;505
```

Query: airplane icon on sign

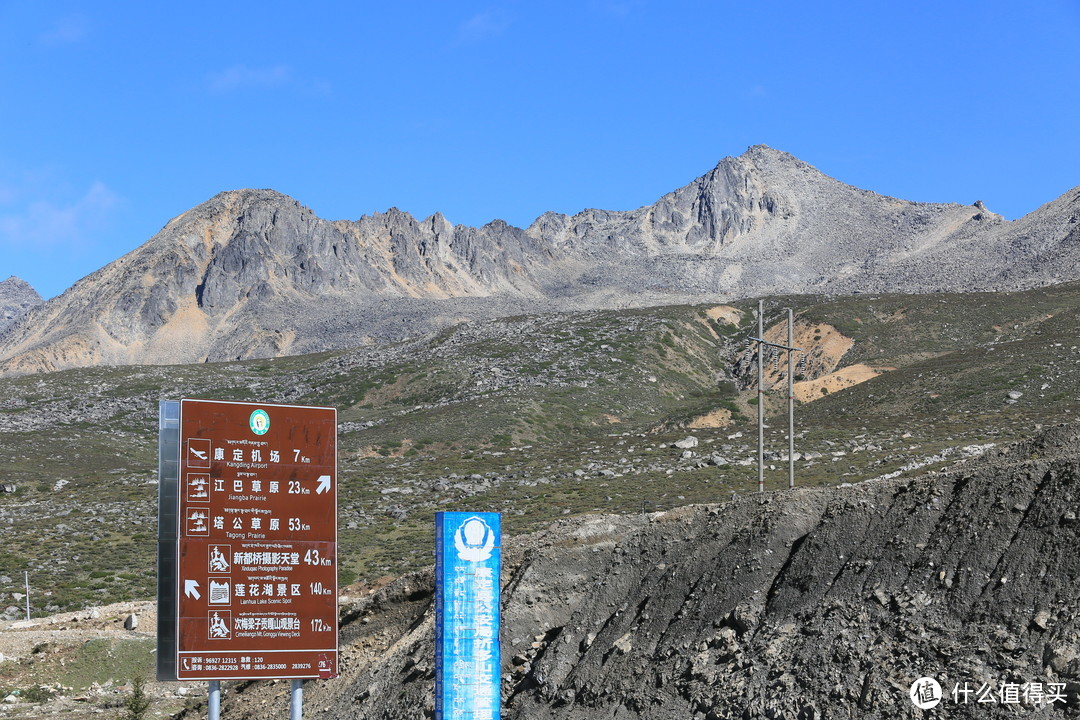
187;439;212;468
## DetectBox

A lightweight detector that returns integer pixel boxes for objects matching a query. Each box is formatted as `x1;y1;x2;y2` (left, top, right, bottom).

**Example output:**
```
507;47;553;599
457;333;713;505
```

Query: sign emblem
453;516;496;562
249;409;270;435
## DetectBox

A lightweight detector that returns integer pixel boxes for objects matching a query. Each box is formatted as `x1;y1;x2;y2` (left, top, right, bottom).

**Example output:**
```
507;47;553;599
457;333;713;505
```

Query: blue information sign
435;512;501;720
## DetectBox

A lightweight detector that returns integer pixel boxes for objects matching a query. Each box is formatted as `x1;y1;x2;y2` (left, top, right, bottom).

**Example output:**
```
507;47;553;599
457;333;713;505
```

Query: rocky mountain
0;276;42;336
1;146;1077;375
189;423;1080;720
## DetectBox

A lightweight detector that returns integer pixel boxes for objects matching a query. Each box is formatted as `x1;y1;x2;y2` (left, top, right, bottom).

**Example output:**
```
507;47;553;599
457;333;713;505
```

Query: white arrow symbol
184;580;201;600
315;475;332;495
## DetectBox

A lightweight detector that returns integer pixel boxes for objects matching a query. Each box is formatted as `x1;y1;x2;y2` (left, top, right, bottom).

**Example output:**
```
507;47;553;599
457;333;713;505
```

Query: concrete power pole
788;308;795;490
750;303;802;493
757;300;765;493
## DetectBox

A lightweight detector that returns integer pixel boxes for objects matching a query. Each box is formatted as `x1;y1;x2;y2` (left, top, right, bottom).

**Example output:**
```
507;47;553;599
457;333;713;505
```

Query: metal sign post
157;398;338;717
208;681;220;720
435;512;501;720
290;679;303;720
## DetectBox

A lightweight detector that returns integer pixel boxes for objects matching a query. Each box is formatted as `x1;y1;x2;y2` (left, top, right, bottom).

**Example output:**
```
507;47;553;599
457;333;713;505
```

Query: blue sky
2;1;1078;299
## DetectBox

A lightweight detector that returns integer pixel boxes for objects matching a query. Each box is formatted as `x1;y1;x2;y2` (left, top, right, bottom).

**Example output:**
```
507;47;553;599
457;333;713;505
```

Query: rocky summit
0;276;42;336
1;145;1078;376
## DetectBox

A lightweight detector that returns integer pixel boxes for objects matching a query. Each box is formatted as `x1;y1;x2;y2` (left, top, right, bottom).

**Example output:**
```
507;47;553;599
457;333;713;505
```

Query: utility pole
788;308;795;490
757;300;764;493
749;304;802;493
24;571;30;621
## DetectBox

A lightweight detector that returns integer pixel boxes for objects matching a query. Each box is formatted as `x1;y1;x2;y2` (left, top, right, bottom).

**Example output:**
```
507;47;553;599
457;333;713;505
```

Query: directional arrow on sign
184;580;201;600
316;475;332;495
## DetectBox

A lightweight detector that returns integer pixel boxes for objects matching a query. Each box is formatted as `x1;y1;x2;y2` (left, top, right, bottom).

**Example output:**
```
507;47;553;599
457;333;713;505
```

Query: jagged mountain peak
167;187;302;222
0;275;40;298
737;142;805;165
729;144;824;179
201;187;298;209
0;277;43;336
2;147;1078;376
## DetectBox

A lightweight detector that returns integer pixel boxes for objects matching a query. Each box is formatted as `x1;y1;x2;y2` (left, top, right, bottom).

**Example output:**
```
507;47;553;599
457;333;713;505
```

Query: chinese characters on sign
166;399;337;681
435;512;501;720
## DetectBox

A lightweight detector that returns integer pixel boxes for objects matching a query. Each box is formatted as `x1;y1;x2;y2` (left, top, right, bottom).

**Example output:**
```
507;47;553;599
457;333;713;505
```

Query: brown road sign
164;399;338;681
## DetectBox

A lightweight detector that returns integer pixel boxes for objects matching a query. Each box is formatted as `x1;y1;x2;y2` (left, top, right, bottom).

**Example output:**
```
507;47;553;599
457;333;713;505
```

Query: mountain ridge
1;145;1077;376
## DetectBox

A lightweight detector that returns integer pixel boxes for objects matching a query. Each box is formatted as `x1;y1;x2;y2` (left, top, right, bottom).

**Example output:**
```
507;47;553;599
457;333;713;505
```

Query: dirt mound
0;601;156;661
687;408;733;429
793;362;889;402
706;306;743;326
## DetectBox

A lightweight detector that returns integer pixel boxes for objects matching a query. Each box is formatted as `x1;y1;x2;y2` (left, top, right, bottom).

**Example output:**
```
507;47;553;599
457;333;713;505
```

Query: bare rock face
0;277;42;335
1;146;1078;375
0;190;564;374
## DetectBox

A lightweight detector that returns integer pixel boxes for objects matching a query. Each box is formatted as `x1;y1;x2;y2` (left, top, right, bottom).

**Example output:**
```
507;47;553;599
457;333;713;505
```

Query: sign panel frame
157;398;338;682
435;511;502;720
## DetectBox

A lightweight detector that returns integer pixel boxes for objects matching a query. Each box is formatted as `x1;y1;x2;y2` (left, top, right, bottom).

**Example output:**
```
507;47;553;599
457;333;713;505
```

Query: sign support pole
208;681;221;720
290;680;303;720
23;572;30;621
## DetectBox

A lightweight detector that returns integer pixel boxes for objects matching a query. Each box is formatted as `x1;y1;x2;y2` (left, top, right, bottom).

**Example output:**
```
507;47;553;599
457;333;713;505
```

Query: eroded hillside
189;423;1080;719
2;286;1078;615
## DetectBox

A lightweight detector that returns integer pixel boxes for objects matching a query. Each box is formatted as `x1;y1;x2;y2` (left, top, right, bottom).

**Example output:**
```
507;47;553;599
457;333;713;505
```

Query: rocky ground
2;288;1078;612
0;601;173;719
158;423;1080;720
2;424;1077;719
1;285;1077;718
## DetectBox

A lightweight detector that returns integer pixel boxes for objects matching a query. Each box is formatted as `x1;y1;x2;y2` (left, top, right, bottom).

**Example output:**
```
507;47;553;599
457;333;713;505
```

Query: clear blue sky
2;1;1078;299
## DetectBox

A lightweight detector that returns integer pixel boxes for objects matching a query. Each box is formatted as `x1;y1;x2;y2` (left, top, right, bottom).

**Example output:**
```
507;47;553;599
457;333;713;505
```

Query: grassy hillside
0;283;1077;613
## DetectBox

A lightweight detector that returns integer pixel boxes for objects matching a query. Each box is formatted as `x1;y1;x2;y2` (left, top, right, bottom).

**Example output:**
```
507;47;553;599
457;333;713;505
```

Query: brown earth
705;306;743;326
687;408;733;429
793;363;894;402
